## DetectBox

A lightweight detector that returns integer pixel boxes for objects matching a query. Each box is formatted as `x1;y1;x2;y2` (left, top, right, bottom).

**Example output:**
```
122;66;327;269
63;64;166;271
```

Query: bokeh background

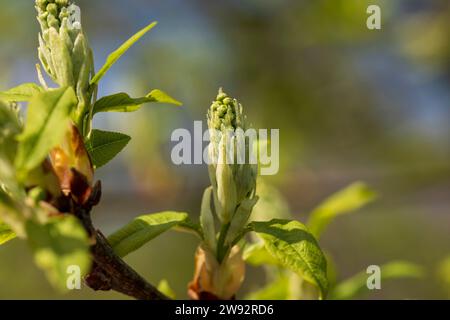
0;0;449;299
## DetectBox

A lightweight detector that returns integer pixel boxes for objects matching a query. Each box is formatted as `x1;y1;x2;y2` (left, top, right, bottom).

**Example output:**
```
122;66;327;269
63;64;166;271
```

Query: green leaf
200;186;216;251
90;21;158;85
174;219;203;239
26;216;91;292
15;87;77;179
86;129;131;169
108;211;189;257
251;219;329;298
93;90;181;115
243;242;280;266
0;83;43;102
0;101;22;162
307;182;377;238
0;220;16;245
0;156;25;237
146;89;182;106
157;279;176;299
245;274;290;300
331;261;424;300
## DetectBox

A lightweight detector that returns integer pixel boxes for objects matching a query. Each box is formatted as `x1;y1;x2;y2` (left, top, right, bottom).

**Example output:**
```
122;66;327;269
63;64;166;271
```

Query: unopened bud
206;88;257;224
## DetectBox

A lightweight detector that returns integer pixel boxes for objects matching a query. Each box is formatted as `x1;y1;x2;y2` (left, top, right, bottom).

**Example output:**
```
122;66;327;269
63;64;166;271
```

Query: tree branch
87;231;169;300
73;192;169;300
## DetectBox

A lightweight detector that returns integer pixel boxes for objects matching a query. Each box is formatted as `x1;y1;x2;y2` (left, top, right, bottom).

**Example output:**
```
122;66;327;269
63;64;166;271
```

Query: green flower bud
223;97;232;105
216;91;228;102
56;0;69;7
59;7;69;19
39;11;49;20
47;14;60;29
208;88;245;132
35;0;94;131
46;3;58;16
207;88;258;225
36;0;48;10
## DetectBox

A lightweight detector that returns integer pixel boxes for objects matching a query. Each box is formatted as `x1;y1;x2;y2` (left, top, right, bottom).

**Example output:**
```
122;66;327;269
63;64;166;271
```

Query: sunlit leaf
330;261;424;300
307;182;377;238
90;21;158;85
93;90;181;115
26;216;91;292
0;220;16;245
86;129;131;169
108;211;188;257
243;242;279;266
146;89;182;106
15;87;76;179
0;83;44;102
157;279;176;299
251;219;329;298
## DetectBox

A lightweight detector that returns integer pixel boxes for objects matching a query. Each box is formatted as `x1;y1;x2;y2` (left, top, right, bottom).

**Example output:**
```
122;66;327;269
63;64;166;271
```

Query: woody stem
73;204;169;300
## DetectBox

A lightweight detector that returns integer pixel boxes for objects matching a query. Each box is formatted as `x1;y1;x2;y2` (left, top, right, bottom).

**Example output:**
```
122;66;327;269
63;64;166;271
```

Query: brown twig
72;184;169;300
87;231;169;300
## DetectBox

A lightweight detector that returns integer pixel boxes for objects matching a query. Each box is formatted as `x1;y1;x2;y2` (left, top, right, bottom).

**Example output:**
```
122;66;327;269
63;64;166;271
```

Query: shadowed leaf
15;87;77;179
86;129;131;169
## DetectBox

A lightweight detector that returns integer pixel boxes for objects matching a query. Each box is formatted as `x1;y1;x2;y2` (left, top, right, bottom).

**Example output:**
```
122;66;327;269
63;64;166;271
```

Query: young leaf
175;219;203;238
0;83;43;102
243;242;279;266
251;219;329;298
0;220;16;245
245;274;291;300
157;279;176;299
307;182;377;238
15;87;77;179
146;89;182;106
26;216;91;292
330;261;424;300
90;21;158;85
108;211;188;257
86;129;131;169
200;187;216;251
93;90;181;115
